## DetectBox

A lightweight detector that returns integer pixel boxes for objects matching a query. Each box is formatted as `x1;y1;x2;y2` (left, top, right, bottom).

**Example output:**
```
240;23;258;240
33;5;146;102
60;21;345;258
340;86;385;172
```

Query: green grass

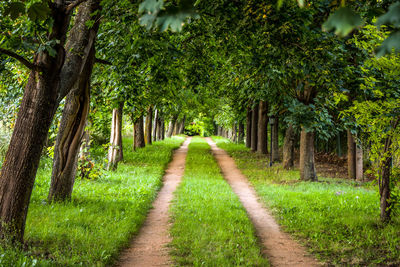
213;136;400;266
0;136;184;266
169;137;269;267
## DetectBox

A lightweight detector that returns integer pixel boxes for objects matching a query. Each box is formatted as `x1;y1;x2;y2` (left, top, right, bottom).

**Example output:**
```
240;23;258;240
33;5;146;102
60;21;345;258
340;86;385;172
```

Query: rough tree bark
0;0;99;243
156;114;162;141
152;109;158;142
251;103;259;152
159;117;165;140
246;106;252;148
380;152;393;222
257;101;268;154
107;103;124;170
295;84;318;181
217;126;222;136
178;115;186;134
356;146;363;181
283;125;295;169
133;115;145;150
117;102;124;162
145;106;153;145
166;114;177;138
238;122;244;143
299;128;317;181
48;46;95;202
272;116;280;162
347;130;357;180
156;114;164;141
379;118;399;222
172;118;179;135
230;127;236;142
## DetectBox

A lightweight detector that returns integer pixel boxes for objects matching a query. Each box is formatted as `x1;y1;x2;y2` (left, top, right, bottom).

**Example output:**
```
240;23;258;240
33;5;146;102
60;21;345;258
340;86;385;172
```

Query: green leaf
139;14;157;30
377;2;400;28
27;2;51;21
376;31;400;57
297;0;304;8
5;2;26;20
139;0;164;14
322;7;364;37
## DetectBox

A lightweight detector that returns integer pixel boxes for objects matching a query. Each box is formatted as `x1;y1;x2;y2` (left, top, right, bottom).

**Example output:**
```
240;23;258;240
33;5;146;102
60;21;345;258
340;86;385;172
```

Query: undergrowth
169;137;269;266
0;136;184;266
213;136;400;266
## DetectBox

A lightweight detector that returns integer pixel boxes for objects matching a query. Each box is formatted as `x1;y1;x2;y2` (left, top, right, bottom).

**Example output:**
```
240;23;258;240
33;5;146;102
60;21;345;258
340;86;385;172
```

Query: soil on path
205;138;320;267
117;137;191;267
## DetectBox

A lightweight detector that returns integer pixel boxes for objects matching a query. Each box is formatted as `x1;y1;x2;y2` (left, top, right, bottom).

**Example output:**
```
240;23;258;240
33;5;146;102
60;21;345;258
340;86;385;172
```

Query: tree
48;1;102;202
107;102;124;170
0;0;99;243
257;100;268;154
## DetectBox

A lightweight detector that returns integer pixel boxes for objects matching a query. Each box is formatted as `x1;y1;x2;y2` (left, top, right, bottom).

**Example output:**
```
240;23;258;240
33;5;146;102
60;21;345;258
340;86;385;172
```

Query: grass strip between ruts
213;136;400;266
169;136;269;266
0;136;184;266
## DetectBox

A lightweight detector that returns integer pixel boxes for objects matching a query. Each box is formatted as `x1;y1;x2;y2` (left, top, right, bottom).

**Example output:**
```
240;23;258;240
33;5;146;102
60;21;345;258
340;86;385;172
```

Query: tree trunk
347;130;357;180
238;122;244;143
107;103;123;171
232;125;237;142
117;102;124;162
380;152;392;222
257;101;268;154
48;46;95;202
81;130;90;158
246;106;252;148
251;103;259;152
152;109;158;142
167;115;177;138
0;0;100;243
178;115;186;134
173;119;179;135
156;115;162;141
145;106;153;145
0;69;60;243
160;118;165;140
213;122;218;136
299;128;317;181
283;125;295;169
133;115;145;150
379;118;399;222
272;116;280;162
356;146;363;181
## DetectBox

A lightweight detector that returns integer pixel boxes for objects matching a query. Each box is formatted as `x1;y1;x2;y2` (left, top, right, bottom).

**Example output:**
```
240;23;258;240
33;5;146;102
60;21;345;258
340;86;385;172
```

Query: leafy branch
0;48;39;71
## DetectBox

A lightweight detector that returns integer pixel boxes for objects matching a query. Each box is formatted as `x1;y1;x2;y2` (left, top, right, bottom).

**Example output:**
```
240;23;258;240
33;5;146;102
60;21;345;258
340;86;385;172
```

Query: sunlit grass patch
169;137;268;266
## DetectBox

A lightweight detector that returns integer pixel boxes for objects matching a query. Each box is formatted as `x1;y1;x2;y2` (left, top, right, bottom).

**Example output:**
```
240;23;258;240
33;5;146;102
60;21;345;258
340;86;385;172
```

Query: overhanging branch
0;48;38;70
65;0;89;14
95;58;112;65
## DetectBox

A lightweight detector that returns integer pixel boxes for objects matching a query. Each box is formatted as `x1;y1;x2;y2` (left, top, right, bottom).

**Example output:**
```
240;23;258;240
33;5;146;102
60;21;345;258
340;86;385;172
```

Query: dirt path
205;138;320;267
118;137;191;267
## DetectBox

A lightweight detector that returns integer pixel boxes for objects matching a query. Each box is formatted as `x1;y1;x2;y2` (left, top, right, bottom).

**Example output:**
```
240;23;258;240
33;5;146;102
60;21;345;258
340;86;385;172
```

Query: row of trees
196;0;400;223
0;0;196;244
0;0;399;249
